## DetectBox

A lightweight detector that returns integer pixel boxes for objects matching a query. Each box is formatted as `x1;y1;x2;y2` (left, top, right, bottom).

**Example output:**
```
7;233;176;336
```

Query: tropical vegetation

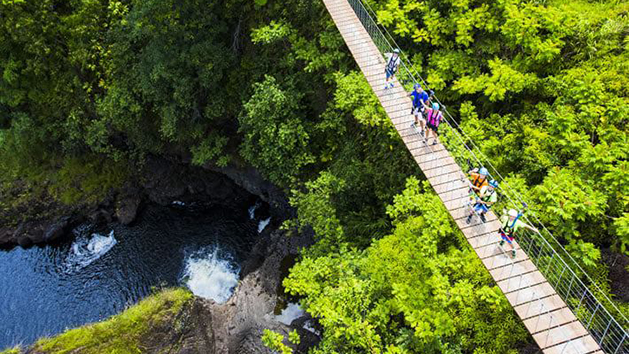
0;0;626;352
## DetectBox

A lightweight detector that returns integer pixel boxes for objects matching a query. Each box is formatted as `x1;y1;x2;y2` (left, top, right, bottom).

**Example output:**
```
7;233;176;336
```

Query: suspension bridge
322;0;628;352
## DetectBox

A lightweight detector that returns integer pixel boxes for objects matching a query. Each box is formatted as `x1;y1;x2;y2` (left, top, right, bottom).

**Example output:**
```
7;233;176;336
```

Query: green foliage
286;171;346;254
48;157;130;205
98;0;234;154
239;75;315;186
3;0;627;350
262;330;293;354
365;0;628;324
0;347;20;354
252;21;294;44
331;71;389;127
566;240;601;270
288;329;301;345
369;0;629;259
261;329;300;354
614;213;629;255
284;178;529;352
453;58;539;102
191;134;230;167
33;288;192;353
532;168;607;241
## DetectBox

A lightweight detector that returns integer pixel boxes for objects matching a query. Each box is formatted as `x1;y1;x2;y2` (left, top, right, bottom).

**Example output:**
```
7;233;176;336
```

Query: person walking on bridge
468;167;489;194
410;83;430;134
466;180;498;224
424;102;442;145
499;209;538;258
383;49;401;90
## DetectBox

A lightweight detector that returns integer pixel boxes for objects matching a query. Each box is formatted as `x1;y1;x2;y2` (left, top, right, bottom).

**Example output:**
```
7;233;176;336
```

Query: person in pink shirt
424;102;443;145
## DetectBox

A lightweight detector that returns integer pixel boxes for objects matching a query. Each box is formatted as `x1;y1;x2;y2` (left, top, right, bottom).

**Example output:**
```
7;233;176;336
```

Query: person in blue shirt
409;83;430;134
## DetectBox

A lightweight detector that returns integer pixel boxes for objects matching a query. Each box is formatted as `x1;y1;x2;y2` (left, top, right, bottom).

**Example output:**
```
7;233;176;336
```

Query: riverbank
0;157;319;353
2;226;317;354
0;156;288;249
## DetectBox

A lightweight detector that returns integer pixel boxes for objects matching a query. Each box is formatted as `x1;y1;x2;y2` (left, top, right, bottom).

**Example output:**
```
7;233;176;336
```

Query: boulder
43;216;71;242
116;196;141;225
207;229;317;353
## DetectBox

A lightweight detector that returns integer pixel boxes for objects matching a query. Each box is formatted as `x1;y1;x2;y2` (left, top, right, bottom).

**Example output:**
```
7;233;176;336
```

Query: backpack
426;109;442;126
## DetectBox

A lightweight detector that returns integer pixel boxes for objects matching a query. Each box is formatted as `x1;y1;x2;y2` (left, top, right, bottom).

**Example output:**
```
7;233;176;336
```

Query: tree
284;178;529;353
239;75;315;186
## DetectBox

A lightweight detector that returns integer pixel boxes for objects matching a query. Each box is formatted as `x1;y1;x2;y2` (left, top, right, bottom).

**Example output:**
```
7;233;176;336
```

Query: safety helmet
479;167;488;176
432;102;439;110
414;83;422;90
508;209;518;217
489;180;499;188
393;48;400;54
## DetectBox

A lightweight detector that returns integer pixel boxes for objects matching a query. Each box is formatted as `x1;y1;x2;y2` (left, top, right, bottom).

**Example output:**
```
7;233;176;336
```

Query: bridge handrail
343;0;629;352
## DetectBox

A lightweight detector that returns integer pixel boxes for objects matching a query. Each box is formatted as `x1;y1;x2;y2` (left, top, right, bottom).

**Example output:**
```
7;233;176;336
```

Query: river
0;201;271;350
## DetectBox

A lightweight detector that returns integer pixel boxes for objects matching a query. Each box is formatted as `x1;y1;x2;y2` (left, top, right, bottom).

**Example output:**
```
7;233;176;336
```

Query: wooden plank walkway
322;0;603;352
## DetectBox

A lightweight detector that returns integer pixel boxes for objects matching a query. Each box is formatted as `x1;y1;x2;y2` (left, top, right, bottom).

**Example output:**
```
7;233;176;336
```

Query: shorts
427;122;439;133
500;230;515;243
412;106;424;118
385;68;395;79
473;203;489;214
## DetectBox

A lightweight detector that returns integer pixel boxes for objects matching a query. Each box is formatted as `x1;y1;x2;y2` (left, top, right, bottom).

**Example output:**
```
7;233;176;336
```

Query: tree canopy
1;0;627;352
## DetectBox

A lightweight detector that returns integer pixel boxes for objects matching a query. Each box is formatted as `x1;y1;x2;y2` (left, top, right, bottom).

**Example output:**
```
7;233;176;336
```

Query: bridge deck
322;0;602;352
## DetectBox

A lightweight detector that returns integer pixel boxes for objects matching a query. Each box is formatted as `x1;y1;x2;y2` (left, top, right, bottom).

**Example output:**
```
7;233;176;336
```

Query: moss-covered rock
17;288;216;354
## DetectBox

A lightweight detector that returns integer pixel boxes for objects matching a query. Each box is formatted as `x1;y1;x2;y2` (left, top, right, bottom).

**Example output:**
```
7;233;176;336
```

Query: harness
386;55;399;72
480;189;495;203
472;175;487;189
502;214;521;237
426;109;442;126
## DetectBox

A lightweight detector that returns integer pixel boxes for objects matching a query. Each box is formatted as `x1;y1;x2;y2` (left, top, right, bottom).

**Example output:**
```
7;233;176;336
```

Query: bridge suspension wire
342;0;628;352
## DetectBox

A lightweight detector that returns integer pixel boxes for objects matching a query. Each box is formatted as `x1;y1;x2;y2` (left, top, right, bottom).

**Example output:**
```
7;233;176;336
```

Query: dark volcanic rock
116;196;141;225
43;216;71;242
1;156;275;248
207;164;290;215
140;156;252;208
88;209;112;227
141;158;187;205
3;215;84;249
15;221;46;245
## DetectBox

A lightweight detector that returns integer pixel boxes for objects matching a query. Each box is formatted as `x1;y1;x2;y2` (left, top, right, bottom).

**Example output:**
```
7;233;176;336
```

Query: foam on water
275;302;305;325
65;230;117;271
248;202;260;220
183;247;239;304
258;217;271;234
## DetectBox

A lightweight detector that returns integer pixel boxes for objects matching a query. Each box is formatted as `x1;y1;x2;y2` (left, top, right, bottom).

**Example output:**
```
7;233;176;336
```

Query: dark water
0;202;269;350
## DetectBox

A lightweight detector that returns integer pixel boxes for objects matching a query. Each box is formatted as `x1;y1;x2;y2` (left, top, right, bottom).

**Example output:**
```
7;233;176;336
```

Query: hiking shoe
411;122;416;129
480;214;487;223
389;83;394;88
511;250;517;258
499;240;505;247
432;140;437;146
466;215;472;224
420;129;424;135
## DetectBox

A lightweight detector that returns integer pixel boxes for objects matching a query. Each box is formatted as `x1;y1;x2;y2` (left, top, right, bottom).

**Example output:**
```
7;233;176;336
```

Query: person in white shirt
383;48;401;89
